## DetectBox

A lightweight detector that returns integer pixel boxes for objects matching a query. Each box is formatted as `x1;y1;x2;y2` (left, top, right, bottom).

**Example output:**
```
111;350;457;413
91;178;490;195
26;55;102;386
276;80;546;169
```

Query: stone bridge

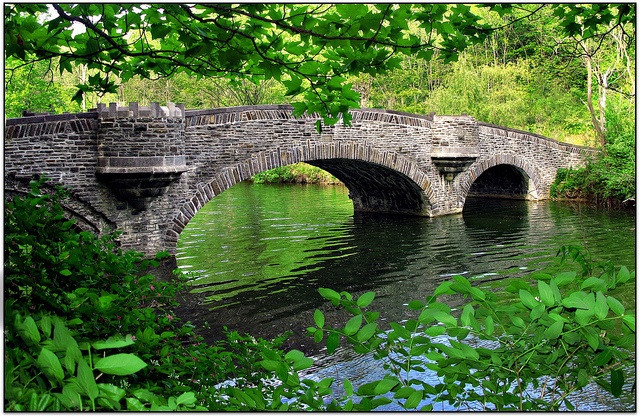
5;103;595;257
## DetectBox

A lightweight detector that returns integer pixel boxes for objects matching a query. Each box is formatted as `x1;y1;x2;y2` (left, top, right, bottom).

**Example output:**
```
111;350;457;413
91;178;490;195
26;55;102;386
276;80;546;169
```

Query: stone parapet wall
5;112;98;140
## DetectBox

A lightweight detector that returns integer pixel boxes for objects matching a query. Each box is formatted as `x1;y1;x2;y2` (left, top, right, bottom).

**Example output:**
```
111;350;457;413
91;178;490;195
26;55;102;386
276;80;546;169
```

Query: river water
175;181;636;410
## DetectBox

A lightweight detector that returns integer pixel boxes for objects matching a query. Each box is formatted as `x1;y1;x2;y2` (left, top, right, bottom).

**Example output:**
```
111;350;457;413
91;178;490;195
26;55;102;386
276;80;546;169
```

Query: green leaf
616;266;631;283
98;383;126;403
581;327;600;351
64;346;79;374
529;303;546;320
318;287;340;303
553;271;576;287
53;319;78;351
176;392;196;406
510;316;525;328
326;332;340;354
425;325;446;337
538;280;554;307
283;76;303;96
611;369;624;397
593;349;613;366
77;358;99;401
460;304;475;327
126;397;146;411
581;277;607;292
469;287;485;301
374;378;399;395
484;316;494;336
408;300;424;310
94;353;147;376
544;321;563;340
519;289;539;309
284;349;305;362
341;379;353;397
452;275;472;292
577;368;589;388
38;315;53;338
21;316;41;344
575;308;594;325
394;386;415;399
404;389;423;409
60;269;72;276
606;296;625;316
292;357;314;371
356;322;377;342
594;292;609;320
92;335;135;350
434;281;454;296
562;292;593;310
460;343;479;360
38;348;65;381
433;310;457;327
344;315;363;336
260;359;279;371
356;291;376;308
622;315;635;331
313;309;325;328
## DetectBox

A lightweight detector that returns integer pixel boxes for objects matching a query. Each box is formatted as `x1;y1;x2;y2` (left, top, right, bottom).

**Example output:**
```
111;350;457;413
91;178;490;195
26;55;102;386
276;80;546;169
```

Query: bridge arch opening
307;159;430;216
166;150;435;253
467;164;534;200
459;155;543;210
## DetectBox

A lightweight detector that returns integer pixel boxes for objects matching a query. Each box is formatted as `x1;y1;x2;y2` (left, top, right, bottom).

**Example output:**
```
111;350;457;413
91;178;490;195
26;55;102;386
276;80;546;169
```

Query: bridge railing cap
97;102;185;119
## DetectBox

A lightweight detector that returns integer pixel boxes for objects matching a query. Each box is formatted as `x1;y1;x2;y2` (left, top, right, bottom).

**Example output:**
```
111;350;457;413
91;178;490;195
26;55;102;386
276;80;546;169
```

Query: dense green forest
4;3;636;411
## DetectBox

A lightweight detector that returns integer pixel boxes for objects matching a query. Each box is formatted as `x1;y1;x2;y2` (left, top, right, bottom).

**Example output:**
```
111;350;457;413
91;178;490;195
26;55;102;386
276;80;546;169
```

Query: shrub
4;178;290;411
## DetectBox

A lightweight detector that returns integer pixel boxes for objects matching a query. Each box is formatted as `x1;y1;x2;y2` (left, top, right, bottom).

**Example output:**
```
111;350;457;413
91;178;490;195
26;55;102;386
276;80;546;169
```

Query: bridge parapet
4;103;595;256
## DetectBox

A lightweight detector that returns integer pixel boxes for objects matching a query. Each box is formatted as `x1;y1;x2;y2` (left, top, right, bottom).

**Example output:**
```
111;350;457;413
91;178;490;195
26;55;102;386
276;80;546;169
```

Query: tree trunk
585;54;606;147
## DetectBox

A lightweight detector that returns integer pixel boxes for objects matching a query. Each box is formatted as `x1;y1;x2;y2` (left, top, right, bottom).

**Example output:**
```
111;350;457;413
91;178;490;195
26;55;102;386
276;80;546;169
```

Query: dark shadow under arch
459;155;542;205
308;158;428;216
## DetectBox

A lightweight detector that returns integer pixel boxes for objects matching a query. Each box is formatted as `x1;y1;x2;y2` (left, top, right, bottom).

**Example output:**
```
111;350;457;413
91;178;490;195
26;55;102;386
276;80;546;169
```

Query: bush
4;178;290;411
251;163;341;184
550;104;635;206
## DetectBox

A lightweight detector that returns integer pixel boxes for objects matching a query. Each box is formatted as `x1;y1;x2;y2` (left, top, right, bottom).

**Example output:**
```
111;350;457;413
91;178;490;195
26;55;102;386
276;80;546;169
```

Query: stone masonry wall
4;104;594;256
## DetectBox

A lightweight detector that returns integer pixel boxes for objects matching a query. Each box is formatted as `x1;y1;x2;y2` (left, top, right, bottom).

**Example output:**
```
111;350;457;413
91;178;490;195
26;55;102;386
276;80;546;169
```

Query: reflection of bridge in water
5;103;595;256
172;197;574;349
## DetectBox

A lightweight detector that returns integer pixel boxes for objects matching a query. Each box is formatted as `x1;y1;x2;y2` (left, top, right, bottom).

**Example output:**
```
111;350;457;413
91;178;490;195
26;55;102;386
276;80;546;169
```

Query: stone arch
459;154;543;203
164;142;434;252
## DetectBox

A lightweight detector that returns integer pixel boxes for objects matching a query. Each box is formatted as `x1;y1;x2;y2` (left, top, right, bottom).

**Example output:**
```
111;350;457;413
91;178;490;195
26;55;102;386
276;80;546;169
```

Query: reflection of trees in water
176;190;635;354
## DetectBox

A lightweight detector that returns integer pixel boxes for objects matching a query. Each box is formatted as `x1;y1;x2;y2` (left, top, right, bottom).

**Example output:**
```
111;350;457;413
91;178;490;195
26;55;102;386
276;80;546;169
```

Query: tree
4;57;83;117
4;4;634;126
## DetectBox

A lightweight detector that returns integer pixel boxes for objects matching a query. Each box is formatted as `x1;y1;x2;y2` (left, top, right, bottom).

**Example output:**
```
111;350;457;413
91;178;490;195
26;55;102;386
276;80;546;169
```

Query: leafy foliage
4;4;634;125
250;163;340;184
303;262;635;410
4;178;292;411
550;101;635;206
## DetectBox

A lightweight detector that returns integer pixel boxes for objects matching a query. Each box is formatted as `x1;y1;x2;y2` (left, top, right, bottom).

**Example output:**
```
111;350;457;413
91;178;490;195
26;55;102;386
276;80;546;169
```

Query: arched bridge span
4;104;595;256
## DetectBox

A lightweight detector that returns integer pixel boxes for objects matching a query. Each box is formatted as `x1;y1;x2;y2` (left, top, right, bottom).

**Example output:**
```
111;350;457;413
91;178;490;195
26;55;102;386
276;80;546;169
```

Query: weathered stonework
4;104;596;256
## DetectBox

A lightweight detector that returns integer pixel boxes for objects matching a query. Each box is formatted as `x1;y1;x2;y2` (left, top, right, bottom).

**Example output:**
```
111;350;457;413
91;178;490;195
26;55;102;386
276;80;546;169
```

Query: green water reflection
176;182;635;341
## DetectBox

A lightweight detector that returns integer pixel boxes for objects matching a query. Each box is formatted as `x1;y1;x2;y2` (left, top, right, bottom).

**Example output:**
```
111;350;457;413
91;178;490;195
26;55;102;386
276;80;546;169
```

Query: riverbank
249;162;343;185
